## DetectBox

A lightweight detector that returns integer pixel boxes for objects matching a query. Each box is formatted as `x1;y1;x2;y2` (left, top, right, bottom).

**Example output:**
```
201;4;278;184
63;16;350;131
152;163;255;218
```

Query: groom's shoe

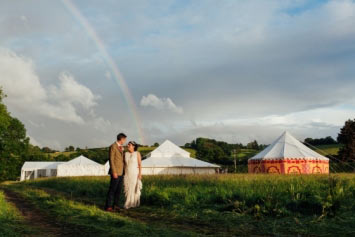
113;206;121;212
105;207;114;212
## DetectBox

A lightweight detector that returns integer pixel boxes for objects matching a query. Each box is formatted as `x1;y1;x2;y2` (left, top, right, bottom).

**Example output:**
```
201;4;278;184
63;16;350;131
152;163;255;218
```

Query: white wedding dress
124;151;142;209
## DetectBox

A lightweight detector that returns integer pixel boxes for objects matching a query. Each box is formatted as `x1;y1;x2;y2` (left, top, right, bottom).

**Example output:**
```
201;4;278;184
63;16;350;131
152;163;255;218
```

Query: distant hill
312;144;342;156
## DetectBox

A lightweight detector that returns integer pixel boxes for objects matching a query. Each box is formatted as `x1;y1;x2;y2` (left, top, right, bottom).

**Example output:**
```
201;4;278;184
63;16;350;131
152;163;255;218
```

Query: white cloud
49;73;99;110
0;48;100;124
140;94;183;114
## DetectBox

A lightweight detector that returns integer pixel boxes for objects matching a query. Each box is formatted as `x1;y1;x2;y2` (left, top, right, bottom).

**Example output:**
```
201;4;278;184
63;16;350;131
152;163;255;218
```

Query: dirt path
1;188;82;237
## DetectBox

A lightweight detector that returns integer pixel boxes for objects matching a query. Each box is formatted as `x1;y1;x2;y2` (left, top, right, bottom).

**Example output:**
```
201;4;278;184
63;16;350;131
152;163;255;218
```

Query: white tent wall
57;164;106;177
20;162;64;181
21;168;59;181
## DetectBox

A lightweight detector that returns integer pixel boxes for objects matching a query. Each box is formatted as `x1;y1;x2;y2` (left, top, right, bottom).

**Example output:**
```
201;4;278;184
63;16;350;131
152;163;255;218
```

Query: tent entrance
25;171;34;180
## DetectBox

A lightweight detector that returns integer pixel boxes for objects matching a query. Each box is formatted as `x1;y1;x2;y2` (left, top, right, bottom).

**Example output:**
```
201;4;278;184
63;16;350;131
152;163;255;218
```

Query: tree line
185;138;266;165
304;136;338;146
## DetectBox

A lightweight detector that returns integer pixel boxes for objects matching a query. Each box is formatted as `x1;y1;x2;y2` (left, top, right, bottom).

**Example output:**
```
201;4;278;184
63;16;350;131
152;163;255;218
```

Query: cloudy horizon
1;0;355;150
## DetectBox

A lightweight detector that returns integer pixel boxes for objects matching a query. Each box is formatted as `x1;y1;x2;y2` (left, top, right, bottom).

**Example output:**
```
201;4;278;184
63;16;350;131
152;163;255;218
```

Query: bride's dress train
124;151;142;209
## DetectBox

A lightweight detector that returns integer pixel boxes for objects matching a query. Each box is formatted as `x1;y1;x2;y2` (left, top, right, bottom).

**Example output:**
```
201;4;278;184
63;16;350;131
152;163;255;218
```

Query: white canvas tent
21;155;108;181
20;161;65;181
142;140;220;175
57;155;106;177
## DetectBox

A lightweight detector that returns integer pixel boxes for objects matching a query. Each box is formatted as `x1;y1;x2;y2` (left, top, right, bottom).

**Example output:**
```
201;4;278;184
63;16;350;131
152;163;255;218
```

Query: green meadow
2;174;355;236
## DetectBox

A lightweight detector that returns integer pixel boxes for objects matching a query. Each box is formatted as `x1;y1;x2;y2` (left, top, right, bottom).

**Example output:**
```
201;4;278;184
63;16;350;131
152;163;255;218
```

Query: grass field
2;174;355;236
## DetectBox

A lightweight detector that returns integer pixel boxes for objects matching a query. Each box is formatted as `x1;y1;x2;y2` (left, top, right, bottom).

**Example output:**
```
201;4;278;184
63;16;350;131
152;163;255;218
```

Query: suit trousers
105;175;124;208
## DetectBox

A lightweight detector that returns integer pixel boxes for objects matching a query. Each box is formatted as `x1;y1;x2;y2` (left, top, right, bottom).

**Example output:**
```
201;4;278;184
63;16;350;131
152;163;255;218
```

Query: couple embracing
105;133;143;211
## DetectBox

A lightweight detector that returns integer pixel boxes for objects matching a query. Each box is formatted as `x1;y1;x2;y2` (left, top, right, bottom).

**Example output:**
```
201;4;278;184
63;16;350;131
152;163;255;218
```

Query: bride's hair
128;141;139;151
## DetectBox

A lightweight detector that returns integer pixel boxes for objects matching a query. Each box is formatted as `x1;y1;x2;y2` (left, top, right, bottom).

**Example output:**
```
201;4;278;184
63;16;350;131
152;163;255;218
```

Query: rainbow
62;0;146;144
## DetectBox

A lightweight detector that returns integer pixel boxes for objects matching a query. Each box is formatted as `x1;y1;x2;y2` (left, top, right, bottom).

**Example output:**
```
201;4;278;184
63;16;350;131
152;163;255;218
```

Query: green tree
0;88;11;151
0;88;30;180
42;147;53;153
194;138;230;164
337;119;355;162
247;140;259;150
65;146;75;152
304;136;337;146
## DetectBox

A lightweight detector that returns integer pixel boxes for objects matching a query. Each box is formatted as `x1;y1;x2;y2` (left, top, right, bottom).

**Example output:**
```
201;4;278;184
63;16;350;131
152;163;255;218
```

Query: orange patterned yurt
248;131;329;174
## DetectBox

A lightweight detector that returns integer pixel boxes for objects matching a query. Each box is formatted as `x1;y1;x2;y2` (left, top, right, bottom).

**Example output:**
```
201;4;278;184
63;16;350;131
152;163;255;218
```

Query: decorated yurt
248;131;329;174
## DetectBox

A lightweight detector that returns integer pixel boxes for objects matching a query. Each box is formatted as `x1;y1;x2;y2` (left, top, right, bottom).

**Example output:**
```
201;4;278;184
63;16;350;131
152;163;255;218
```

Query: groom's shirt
116;142;124;152
109;142;125;176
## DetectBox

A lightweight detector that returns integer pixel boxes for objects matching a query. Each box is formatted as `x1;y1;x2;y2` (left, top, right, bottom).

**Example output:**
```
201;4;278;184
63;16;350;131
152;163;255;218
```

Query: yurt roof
149;140;190;158
142;156;220;168
60;155;101;166
22;162;65;170
249;131;329;161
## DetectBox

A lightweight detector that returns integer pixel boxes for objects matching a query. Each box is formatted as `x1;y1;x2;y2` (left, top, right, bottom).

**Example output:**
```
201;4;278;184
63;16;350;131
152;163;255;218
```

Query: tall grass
143;174;354;217
21;174;355;217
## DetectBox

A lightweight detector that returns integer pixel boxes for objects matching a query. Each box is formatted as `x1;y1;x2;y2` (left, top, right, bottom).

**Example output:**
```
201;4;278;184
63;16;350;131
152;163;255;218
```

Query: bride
124;141;142;209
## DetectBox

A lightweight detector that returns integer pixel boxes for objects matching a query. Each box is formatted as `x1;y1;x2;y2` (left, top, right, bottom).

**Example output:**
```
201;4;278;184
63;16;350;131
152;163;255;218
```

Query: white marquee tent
21;155;107;181
21;161;65;181
141;140;220;175
57;155;106;177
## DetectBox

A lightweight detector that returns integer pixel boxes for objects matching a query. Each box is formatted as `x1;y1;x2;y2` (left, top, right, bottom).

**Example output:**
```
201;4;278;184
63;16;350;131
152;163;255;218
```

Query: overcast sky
1;0;355;149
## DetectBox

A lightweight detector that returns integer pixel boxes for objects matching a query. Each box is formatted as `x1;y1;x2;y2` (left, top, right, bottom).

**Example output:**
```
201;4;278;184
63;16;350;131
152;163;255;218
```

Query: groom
105;133;127;212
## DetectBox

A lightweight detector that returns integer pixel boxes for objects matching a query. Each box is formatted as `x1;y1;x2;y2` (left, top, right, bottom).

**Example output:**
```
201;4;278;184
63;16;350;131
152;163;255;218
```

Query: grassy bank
11;174;355;236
